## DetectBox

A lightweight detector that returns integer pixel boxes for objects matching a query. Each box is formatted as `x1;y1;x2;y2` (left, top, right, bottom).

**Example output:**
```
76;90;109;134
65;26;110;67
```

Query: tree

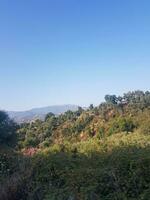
105;95;118;104
89;104;94;110
45;112;55;121
75;107;84;117
0;111;17;143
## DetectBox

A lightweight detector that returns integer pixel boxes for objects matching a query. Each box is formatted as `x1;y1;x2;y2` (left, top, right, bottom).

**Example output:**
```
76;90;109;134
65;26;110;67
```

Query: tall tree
105;95;118;104
0;111;17;143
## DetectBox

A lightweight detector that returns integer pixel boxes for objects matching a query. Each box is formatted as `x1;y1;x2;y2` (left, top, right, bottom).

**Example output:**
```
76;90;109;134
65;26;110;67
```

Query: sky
0;0;150;111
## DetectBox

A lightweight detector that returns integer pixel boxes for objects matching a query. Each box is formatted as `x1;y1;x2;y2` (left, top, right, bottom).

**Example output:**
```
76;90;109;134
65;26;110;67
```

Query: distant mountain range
7;105;79;123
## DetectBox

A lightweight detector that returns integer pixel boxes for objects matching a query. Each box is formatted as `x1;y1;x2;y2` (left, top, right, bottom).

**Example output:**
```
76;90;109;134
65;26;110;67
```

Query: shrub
23;137;39;147
109;117;135;135
97;127;105;139
140;119;150;135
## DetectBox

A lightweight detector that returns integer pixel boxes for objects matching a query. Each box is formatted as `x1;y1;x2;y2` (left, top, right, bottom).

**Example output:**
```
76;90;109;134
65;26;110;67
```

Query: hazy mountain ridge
8;105;79;123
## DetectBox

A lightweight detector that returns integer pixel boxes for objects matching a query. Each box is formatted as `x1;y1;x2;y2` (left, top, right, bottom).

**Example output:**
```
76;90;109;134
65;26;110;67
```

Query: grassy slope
29;131;150;200
1;131;150;200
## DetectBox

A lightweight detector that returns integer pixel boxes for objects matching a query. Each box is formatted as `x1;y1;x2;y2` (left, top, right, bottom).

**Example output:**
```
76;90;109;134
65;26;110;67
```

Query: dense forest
0;90;150;200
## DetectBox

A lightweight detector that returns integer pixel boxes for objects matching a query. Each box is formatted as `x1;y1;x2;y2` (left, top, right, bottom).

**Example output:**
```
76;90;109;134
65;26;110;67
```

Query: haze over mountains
8;105;79;123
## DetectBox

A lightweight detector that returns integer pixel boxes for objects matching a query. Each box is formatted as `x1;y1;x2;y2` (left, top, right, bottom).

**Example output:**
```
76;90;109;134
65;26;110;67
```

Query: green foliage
105;94;118;104
0;111;17;144
108;117;136;135
0;149;32;200
25;132;150;200
17;90;150;149
89;104;94;110
140;119;150;135
1;90;150;200
97;127;105;139
71;114;93;134
45;112;55;121
23;136;39;147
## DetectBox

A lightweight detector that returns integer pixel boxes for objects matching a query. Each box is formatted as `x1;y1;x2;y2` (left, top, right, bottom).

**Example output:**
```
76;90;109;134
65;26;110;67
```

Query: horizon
7;104;80;112
2;89;149;112
0;1;150;111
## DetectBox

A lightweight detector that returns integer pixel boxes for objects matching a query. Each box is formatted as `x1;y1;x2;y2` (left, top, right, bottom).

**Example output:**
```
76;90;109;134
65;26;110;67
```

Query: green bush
140;119;150;135
109;117;135;135
23;136;39;147
97;127;105;139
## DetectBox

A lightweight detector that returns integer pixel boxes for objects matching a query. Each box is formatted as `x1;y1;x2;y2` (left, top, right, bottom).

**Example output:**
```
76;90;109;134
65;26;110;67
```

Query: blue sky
0;0;150;111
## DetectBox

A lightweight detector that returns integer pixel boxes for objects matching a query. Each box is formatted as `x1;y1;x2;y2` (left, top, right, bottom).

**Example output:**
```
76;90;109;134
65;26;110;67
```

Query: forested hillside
8;105;79;123
0;90;150;200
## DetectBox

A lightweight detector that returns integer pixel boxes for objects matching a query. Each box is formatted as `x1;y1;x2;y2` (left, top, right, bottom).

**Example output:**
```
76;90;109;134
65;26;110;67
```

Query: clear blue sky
0;0;150;111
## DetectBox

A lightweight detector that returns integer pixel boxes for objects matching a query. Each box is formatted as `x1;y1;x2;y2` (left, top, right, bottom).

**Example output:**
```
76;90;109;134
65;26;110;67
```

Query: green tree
105;95;118;104
89;104;94;110
0;111;17;143
45;112;55;121
75;107;84;116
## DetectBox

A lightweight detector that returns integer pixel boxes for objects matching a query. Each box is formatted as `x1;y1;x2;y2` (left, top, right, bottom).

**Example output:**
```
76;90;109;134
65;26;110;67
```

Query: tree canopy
0;111;16;143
